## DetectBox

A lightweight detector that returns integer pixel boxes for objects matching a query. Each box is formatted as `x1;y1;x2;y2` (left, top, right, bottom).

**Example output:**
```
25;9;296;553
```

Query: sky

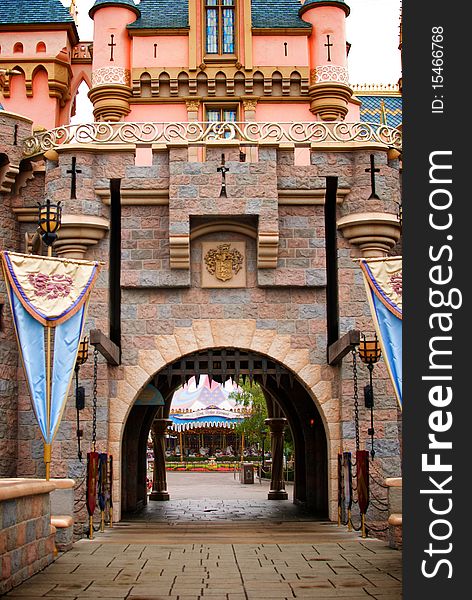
66;0;402;122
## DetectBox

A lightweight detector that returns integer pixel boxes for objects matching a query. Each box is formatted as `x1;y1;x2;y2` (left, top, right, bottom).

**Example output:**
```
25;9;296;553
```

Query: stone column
242;98;258;162
265;417;288;500
186;100;200;162
150;419;172;501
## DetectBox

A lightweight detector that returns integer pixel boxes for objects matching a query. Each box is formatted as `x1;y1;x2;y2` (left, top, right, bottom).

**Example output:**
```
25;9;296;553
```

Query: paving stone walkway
128;472;310;523
2;473;402;599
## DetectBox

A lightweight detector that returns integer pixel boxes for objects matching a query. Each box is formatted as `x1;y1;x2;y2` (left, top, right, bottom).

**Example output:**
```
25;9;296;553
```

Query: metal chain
352;348;360;451
92;347;98;451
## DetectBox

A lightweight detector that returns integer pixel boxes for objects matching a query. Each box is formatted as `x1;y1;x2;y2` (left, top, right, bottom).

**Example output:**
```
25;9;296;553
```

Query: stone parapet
22;121;402;158
386;477;402;549
0;479;56;595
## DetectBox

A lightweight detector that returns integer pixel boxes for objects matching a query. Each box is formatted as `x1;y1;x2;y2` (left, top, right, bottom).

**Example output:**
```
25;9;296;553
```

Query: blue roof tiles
0;0;75;26
299;0;350;17
357;95;402;128
89;0;141;19
126;0;311;31
127;0;189;30
252;0;312;29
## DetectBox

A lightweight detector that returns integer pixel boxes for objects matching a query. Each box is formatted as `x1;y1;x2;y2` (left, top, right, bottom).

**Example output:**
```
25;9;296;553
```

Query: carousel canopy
169;376;247;432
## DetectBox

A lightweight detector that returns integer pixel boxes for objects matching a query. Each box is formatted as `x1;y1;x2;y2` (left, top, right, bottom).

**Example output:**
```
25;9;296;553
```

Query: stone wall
0;112;33;478
0;480;56;595
1;136;402;525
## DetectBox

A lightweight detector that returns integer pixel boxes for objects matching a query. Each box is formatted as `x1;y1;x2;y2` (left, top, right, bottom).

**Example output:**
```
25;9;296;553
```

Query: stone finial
242;98;258;112
54;215;109;259
13;208;109;259
337;212;401;257
186;100;201;113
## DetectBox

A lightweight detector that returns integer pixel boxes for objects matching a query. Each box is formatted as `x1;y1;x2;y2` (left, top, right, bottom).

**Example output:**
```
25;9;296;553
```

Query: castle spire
69;0;78;24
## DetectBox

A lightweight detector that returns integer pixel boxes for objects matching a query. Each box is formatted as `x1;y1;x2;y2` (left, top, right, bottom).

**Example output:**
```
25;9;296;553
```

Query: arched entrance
121;348;328;518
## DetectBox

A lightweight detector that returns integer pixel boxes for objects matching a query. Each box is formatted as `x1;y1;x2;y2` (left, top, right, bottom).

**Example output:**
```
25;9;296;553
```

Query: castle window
206;105;238;139
36;42;46;53
206;106;237;122
13;42;24;53
205;0;236;56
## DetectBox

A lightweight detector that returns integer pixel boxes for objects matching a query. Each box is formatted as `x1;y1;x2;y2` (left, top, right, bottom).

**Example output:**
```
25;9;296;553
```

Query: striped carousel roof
169;375;247;432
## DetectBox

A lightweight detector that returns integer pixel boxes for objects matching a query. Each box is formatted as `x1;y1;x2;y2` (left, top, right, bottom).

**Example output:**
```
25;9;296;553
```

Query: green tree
229;381;268;449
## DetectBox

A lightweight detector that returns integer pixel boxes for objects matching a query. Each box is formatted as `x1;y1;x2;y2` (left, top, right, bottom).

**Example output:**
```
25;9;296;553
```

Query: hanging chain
352;348;360;452
92;346;98;451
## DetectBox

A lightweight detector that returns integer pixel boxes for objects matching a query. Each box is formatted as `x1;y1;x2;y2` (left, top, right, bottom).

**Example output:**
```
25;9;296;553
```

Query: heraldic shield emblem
204;243;244;282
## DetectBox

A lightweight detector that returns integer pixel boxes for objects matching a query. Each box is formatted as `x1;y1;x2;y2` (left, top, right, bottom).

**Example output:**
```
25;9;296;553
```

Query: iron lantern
358;334;381;460
358;334;382;368
76;336;89;368
37;199;62;247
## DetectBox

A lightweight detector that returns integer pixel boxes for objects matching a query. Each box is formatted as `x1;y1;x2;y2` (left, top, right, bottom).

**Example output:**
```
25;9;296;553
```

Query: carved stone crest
204;243;243;282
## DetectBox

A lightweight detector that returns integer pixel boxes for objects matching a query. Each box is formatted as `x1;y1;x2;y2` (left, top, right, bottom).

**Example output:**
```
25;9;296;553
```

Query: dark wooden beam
90;328;121;366
109;178;122;350
328;329;360;365
325;176;340;355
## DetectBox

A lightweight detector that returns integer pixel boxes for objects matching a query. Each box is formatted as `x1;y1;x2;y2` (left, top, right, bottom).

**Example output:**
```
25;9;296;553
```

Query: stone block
3;499;16;528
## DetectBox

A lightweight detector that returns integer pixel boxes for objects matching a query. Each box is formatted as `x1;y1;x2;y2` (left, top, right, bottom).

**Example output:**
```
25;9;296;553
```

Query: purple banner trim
361;260;402;317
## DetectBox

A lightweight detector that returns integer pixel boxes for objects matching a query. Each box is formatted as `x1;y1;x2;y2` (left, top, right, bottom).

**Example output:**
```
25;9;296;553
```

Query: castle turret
0;0;78;129
88;0;140;121
299;0;353;121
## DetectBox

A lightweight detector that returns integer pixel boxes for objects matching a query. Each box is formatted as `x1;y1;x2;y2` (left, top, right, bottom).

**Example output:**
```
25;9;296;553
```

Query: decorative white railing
23;121;402;157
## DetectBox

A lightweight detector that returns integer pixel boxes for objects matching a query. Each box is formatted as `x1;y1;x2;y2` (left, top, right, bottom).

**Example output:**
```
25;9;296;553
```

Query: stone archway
108;320;340;521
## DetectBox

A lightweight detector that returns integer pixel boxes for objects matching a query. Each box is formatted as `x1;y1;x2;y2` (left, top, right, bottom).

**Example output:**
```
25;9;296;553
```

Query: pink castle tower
0;0;79;129
88;0;141;121
299;0;353;120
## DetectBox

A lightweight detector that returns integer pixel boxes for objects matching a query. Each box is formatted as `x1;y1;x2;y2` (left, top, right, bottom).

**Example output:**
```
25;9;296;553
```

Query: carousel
166;375;249;459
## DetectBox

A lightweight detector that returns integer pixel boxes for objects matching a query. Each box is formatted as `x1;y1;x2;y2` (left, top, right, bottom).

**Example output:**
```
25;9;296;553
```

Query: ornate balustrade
23;121;402;157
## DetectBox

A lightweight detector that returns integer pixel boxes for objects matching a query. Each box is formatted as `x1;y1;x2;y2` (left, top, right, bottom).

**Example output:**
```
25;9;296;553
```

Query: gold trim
351;83;401;97
251;28;311;36
243;0;253;71
189;0;198;71
361;108;402;116
130;96;309;104
131;65;310;79
186;100;201;112
203;55;238;64
127;28;190;36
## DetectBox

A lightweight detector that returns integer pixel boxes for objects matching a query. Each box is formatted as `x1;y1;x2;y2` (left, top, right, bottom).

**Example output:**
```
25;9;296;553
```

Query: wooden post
45;245;52;481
